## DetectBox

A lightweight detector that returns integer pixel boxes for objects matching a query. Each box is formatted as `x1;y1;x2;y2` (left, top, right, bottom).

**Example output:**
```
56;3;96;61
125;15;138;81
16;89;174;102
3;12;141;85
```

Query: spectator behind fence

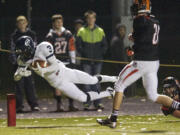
74;19;84;36
74;19;84;66
9;15;39;113
45;14;78;112
110;24;127;74
76;10;108;111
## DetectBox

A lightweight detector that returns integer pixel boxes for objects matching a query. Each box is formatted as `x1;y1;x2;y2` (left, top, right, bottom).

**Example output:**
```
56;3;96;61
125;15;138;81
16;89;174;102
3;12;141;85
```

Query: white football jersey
18;41;66;87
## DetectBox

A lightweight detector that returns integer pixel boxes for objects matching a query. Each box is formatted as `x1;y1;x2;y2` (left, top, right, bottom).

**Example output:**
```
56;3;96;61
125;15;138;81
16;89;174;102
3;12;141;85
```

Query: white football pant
54;67;113;102
115;60;160;102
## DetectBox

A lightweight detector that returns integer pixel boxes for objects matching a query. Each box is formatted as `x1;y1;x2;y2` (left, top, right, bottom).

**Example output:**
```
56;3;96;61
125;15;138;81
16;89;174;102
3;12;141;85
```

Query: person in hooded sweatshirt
9;15;39;113
110;24;127;74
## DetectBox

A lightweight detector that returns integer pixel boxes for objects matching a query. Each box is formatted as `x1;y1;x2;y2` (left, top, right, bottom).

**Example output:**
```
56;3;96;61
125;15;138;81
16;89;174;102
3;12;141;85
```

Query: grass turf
0;115;180;135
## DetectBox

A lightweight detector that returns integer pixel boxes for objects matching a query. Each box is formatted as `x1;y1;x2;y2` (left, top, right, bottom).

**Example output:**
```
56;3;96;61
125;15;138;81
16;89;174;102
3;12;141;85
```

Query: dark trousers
15;75;38;110
82;63;102;107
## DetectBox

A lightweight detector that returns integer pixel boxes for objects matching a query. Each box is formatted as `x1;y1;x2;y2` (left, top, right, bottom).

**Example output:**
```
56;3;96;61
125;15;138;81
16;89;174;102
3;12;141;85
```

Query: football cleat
96;116;117;128
69;105;79;112
106;87;115;98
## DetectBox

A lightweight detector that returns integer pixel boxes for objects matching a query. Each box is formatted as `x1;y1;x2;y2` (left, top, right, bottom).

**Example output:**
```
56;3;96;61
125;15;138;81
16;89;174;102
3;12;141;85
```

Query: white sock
98;75;117;83
172;100;180;110
87;91;111;101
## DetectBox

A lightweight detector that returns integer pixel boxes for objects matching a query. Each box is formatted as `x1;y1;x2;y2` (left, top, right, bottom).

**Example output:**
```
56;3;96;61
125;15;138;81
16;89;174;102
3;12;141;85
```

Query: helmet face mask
163;86;178;99
15;36;35;60
163;77;180;99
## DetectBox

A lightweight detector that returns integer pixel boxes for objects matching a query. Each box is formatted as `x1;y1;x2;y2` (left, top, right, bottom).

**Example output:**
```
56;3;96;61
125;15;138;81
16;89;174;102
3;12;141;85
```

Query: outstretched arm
14;56;32;81
33;43;62;77
14;66;32;81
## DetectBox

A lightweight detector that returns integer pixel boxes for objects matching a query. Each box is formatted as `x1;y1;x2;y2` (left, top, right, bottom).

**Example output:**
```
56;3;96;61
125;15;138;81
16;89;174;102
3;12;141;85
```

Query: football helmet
131;0;151;16
15;36;35;60
162;76;180;99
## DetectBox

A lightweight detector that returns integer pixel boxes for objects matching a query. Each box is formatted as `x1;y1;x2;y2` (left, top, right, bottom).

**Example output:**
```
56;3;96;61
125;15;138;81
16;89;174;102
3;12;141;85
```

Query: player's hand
14;71;22;81
126;47;134;57
14;67;32;81
36;63;46;77
128;33;134;42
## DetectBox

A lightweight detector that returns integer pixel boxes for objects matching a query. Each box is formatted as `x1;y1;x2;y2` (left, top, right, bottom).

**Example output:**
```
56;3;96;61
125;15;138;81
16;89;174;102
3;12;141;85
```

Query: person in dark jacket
76;10;108;111
74;19;84;66
110;24;127;74
74;19;84;36
9;16;39;113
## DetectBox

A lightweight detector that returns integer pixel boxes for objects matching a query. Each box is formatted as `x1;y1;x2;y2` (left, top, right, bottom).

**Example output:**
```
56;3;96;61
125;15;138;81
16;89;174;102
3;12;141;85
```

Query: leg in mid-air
56;81;114;103
82;63;104;111
62;67;118;84
97;62;142;128
97;61;180;128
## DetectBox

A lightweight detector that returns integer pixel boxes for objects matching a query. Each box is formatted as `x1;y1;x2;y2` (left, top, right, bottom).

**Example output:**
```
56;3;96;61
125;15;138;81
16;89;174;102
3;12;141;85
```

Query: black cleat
96;116;117;128
69;106;79;112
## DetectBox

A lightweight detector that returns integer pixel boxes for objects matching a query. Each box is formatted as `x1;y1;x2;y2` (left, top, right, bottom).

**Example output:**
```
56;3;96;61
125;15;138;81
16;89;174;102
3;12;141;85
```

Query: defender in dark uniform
132;14;159;61
161;77;180;118
97;0;180;128
9;16;39;113
46;14;78;112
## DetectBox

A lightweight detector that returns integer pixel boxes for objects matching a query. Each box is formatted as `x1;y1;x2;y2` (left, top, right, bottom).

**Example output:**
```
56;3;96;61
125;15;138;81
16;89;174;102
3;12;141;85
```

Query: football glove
128;33;134;42
126;47;134;57
32;63;47;77
14;66;32;81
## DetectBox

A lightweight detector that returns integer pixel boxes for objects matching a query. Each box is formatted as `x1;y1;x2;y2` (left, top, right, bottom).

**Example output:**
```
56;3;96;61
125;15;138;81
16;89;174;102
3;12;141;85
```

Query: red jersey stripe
119;65;131;77
123;69;139;83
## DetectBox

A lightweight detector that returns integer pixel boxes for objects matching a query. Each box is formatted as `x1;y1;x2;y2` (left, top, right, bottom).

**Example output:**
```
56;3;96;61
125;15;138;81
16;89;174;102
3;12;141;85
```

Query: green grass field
0;115;180;135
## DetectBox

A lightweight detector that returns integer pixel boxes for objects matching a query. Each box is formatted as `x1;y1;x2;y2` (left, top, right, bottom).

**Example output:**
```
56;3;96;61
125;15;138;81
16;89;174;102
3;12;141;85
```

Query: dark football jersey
45;29;75;62
132;15;160;61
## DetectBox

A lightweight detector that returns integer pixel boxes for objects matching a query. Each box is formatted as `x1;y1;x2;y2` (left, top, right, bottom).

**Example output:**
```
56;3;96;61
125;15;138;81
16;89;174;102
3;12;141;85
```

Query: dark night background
0;0;180;95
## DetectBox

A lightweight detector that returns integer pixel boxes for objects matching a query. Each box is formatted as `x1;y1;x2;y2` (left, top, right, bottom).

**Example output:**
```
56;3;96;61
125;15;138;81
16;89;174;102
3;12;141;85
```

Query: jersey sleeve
41;43;55;60
161;106;175;116
65;30;76;51
69;37;76;51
